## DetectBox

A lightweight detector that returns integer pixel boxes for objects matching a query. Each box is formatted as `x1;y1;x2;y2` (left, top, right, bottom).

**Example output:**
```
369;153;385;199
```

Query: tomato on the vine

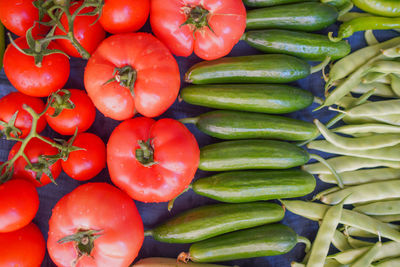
0;92;46;138
100;0;150;34
47;183;144;267
45;89;96;135
151;0;246;60
107;117;200;202
84;33;180;120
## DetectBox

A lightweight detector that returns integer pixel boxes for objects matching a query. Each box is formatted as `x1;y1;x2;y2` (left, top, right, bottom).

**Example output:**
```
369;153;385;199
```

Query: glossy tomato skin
8;137;62;187
0;223;45;267
45;89;96;135
55;1;106;58
151;0;246;60
47;183;144;267
108;117;200;202
84;33;180;120
0;92;46;138
0;179;39;233
100;0;150;34
62;133;106;181
3;37;70;97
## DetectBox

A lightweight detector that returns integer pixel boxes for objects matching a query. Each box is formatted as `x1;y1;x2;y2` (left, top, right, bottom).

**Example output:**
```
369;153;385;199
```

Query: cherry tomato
108;117;200;202
99;0;150;34
45;89;96;135
47;183;144;267
0;92;46;138
0;179;39;233
55;1;106;58
61;133;106;181
3;37;70;97
0;223;45;267
151;0;246;60
8;137;62;187
84;33;180;120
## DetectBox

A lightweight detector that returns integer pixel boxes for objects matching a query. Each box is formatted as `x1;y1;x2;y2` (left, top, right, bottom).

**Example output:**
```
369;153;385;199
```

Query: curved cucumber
243;30;350;61
182;110;318;141
180;84;313;114
145;202;284;243
133;258;231;267
246;2;338;31
192;169;316;203
186;224;299;262
199;140;309;171
184;54;310;84
243;0;317;7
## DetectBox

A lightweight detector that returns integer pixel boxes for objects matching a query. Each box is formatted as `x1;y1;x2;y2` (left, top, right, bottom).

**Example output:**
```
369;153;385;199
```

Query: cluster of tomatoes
0;0;247;266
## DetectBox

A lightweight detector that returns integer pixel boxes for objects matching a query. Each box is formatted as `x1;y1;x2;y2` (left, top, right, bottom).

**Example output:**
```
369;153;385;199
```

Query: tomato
99;0;150;34
0;223;45;267
0;92;46;138
3;37;70;97
55;1;106;58
0;0;49;36
150;0;246;60
45;89;96;135
47;183;144;267
8;137;62;187
0;179;39;233
107;117;200;202
84;33;180;120
61;133;106;181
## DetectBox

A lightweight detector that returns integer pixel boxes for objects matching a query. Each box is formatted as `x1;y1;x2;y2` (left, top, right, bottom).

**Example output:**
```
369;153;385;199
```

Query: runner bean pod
354;200;400;216
351;83;395;98
390;73;400;96
333;124;400;136
319;168;400;185
371;214;400;223
350;241;381;267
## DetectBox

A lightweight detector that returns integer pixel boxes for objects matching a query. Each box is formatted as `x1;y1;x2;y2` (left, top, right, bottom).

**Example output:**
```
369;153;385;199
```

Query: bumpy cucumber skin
243;0;317;7
194;110;318;141
184;54;310;84
243;30;351;60
188;224;298;262
147;202;284;243
180;84;313;114
246;2;338;31
199;140;310;171
192;169;316;203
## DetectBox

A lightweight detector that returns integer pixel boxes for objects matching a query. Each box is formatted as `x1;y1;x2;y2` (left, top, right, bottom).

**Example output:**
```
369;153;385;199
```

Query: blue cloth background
0;7;398;267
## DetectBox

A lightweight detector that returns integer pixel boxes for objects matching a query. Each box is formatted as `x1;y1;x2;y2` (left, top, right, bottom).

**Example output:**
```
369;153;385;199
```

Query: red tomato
3;37;70;97
0;223;45;267
100;0;150;34
84;33;180;120
151;0;246;60
8;137;62;187
47;183;144;267
0;92;46;138
0;179;39;233
55;1;106;58
61;133;106;181
45;89;96;135
0;0;49;36
107;117;200;202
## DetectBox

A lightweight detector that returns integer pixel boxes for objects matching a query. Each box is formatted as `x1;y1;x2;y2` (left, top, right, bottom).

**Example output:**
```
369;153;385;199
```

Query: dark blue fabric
0;9;398;267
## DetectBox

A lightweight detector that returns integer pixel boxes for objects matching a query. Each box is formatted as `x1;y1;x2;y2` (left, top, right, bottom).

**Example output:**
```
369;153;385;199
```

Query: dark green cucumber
180;84;313;114
192;169;316;203
243;0;317;7
199;140;309;171
184;54;310;84
243;30;351;61
246;2;338;31
145;202;284;243
181;110;318;141
184;224;300;262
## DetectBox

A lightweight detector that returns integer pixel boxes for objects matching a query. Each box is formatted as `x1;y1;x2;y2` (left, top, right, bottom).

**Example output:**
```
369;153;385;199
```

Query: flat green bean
368;61;400;75
382;46;400;58
335;96;370;109
371;214;400;223
365;30;378;46
390;73;400;97
354;200;400;216
350;242;381;267
334;124;400;136
319;168;400;185
346;236;373;249
343;113;400;126
313;186;341;201
346;99;400;117
333;230;352;252
345;226;379;238
361;72;389;84
351;83;395;98
373;257;400;267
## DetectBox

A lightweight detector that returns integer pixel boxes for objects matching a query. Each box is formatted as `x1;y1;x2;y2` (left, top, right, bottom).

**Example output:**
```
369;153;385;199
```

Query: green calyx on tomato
58;229;103;259
181;5;213;34
47;89;75;117
136;139;157;167
104;65;137;95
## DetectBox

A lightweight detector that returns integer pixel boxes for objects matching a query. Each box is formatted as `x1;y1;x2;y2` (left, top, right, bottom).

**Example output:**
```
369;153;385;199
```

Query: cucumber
145;202;284;243
243;30;351;61
199;140;309;171
183;224;299;262
180;84;313;114
192;169;316;203
246;2;338;31
184;54;310;84
133;258;231;267
181;110;318;141
243;0;317;7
